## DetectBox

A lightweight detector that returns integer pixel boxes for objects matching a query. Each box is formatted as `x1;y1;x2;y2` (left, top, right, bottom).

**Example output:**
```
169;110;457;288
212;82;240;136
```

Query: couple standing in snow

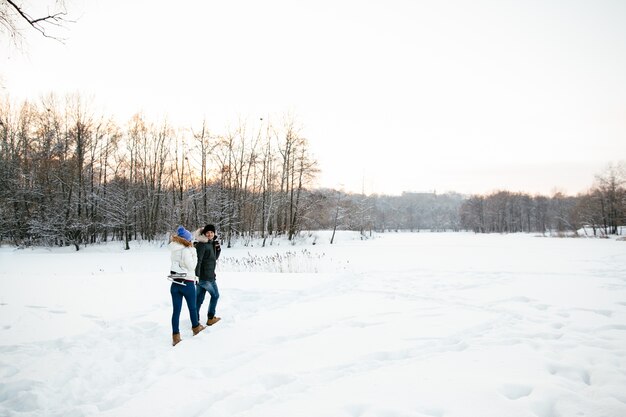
168;224;222;346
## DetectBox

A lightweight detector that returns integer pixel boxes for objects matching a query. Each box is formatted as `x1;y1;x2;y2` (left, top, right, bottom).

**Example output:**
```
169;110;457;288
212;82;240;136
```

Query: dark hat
177;225;193;242
202;224;216;234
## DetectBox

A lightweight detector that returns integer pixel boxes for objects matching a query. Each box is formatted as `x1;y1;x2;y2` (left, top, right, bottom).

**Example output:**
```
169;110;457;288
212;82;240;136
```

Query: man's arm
195;244;205;277
214;239;221;260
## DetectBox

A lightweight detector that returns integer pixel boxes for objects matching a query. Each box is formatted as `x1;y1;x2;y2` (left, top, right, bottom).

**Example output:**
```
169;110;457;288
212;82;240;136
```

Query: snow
1;231;625;417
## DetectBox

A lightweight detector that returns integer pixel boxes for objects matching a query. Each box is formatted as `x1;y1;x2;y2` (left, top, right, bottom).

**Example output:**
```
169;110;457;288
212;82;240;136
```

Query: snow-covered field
1;231;625;417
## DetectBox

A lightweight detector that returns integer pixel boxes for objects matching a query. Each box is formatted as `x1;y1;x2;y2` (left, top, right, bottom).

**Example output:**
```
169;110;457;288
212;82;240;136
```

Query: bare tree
192;120;216;219
1;0;72;45
260;119;278;246
592;162;626;235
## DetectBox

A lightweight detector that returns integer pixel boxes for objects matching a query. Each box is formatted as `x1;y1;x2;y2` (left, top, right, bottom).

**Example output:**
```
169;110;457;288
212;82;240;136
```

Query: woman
169;225;205;346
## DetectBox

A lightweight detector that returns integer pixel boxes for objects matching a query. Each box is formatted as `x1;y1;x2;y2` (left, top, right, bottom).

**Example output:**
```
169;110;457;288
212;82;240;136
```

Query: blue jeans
170;281;199;334
196;280;219;321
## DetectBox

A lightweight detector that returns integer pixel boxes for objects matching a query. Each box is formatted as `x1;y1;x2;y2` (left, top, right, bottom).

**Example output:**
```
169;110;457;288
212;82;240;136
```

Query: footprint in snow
0;364;19;378
499;383;533;400
596;324;626;332
592;309;613;317
546;362;591;385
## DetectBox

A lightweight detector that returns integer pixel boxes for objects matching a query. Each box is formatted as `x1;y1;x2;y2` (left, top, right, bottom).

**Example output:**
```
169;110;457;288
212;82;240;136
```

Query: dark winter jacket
194;229;221;281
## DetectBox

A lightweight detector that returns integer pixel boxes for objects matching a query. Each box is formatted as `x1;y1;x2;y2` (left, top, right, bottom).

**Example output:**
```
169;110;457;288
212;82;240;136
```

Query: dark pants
196;280;219;321
170;281;199;334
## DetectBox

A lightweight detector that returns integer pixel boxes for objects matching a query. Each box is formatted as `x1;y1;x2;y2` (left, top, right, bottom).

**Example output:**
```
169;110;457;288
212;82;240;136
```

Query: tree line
459;164;625;236
1;95;623;249
313;172;625;238
0;94;318;249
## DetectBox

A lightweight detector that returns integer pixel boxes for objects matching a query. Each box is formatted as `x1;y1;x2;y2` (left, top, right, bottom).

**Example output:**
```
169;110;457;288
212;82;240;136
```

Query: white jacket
168;235;198;280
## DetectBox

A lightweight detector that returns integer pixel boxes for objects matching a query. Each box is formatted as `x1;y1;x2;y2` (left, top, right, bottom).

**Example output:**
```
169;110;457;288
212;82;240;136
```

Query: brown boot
192;324;206;335
172;333;182;346
206;317;221;326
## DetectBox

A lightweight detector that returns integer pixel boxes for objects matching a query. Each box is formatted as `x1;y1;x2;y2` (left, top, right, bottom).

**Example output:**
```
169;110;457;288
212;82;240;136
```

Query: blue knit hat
177;225;193;242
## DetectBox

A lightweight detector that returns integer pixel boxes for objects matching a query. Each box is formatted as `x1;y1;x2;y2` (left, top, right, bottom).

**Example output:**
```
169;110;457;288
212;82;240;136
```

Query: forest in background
0;95;624;250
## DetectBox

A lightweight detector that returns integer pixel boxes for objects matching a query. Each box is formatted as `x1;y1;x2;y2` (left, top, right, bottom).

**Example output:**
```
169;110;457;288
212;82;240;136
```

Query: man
194;224;222;326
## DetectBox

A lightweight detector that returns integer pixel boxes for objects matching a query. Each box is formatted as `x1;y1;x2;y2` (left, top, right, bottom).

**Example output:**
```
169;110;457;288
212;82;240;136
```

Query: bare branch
3;0;72;42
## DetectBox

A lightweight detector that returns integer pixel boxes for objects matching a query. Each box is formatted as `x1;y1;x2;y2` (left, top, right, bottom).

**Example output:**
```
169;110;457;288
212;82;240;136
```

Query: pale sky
2;0;625;196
